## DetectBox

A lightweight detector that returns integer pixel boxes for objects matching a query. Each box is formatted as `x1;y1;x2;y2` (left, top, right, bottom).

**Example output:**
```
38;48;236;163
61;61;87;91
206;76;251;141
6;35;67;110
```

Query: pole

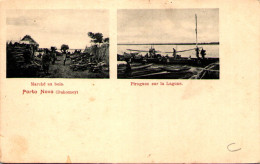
195;14;198;48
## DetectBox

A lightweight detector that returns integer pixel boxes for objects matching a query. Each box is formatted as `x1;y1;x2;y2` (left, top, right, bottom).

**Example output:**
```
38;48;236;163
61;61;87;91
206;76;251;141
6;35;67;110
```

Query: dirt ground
40;56;109;78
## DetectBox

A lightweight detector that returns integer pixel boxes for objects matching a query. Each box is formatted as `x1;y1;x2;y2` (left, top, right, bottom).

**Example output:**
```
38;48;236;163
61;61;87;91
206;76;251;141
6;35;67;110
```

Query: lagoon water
118;44;219;58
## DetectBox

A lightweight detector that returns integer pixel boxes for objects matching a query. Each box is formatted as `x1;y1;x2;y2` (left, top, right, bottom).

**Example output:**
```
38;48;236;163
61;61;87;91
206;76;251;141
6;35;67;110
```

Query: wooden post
195;14;198;48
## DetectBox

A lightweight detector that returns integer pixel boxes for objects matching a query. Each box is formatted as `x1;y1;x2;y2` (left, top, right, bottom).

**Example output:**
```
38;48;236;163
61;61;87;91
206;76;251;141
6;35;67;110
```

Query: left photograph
6;10;109;78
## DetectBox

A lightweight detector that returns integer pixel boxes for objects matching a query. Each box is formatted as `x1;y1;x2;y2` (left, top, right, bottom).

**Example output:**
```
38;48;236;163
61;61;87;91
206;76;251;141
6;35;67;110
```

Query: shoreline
118;42;219;45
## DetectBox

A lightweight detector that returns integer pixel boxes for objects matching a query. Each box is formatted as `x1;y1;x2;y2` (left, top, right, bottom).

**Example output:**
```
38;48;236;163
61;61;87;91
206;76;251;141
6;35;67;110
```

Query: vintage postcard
0;0;259;163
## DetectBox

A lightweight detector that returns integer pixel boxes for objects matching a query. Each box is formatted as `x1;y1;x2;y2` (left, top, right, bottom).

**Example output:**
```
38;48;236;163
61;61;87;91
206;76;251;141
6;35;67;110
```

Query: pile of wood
69;52;94;71
7;43;41;77
70;45;109;72
7;45;26;63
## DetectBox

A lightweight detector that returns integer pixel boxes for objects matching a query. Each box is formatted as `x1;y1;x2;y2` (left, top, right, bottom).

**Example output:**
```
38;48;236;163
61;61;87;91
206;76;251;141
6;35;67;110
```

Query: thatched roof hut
20;35;39;47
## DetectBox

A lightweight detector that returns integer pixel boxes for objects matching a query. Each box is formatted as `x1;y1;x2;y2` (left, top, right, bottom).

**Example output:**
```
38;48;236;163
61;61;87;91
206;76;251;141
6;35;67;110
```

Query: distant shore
118;42;219;45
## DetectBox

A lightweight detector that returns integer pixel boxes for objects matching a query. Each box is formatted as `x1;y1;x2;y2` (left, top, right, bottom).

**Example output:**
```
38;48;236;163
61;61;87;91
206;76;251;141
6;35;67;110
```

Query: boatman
172;48;176;58
125;59;132;77
195;47;200;59
200;48;206;59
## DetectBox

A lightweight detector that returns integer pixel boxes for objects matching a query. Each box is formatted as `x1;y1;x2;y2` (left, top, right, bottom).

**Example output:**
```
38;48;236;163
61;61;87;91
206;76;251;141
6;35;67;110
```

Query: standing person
195;47;200;59
42;49;51;75
200;48;206;59
125;59;132;77
63;52;67;66
145;53;148;58
51;49;56;65
172;48;176;58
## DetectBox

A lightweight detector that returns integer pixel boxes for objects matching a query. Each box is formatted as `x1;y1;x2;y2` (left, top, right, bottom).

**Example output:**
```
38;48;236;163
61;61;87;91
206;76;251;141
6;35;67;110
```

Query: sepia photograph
117;9;219;79
6;9;109;78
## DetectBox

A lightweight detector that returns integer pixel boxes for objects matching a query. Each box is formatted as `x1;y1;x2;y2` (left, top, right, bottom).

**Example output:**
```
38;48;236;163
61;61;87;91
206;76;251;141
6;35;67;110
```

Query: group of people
40;49;67;75
144;47;206;60
18;43;71;75
195;47;206;59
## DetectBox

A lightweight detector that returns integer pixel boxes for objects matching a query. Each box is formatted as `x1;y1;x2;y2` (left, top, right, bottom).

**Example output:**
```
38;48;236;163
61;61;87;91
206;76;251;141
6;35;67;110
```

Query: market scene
7;34;109;78
6;10;109;78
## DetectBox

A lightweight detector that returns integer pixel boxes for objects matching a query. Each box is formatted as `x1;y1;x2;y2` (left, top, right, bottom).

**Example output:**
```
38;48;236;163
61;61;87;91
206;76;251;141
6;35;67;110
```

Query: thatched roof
20;35;39;46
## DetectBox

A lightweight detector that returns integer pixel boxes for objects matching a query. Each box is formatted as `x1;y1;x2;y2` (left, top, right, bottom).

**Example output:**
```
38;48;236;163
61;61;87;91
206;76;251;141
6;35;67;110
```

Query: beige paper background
0;0;259;162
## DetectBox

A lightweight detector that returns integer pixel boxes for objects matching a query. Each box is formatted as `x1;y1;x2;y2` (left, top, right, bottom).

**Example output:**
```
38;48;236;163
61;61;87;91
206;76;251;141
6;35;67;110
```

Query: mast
195;14;198;48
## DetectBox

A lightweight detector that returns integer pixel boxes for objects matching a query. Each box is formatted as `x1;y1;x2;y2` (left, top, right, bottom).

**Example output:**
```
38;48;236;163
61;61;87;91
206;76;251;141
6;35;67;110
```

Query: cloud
7;16;39;26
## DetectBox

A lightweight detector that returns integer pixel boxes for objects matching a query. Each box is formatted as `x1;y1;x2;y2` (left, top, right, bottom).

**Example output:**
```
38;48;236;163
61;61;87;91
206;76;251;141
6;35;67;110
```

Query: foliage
86;32;109;64
61;44;69;53
88;32;104;45
104;37;109;43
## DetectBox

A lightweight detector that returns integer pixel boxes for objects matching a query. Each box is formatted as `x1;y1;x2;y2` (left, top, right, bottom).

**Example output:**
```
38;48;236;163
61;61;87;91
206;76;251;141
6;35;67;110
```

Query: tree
103;37;109;43
61;44;69;53
88;32;103;45
88;32;94;38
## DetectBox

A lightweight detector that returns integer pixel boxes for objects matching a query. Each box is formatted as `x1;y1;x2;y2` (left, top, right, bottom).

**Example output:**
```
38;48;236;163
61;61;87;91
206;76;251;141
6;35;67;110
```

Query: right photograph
117;9;219;79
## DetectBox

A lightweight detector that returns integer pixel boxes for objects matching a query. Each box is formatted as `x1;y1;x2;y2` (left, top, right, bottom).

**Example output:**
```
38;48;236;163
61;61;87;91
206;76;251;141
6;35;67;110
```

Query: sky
6;10;109;49
117;9;219;44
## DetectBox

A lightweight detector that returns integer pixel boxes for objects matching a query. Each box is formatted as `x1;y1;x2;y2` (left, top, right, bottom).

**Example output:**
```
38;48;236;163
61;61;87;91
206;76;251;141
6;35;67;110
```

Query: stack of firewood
6;43;41;77
70;52;94;71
